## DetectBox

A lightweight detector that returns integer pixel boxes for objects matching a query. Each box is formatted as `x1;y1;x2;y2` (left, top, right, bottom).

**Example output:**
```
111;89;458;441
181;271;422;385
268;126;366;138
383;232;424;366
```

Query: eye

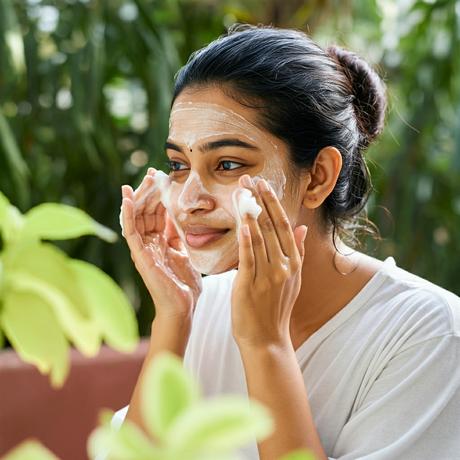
216;160;244;171
165;160;187;172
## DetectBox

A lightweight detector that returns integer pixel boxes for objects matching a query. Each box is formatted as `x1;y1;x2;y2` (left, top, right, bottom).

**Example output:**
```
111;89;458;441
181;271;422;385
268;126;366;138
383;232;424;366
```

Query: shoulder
374;258;460;341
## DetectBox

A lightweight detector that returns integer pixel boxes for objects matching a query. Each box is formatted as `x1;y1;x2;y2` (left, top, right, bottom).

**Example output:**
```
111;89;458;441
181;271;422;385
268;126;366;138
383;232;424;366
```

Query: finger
121;195;144;255
134;175;156;215
238;221;255;283
257;178;297;258
240;175;284;262
164;212;184;250
122;184;134;200
240;195;268;267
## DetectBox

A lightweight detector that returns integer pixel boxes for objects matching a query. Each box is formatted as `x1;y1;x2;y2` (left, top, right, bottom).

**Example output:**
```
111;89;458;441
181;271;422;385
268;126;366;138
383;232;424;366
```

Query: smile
185;229;230;248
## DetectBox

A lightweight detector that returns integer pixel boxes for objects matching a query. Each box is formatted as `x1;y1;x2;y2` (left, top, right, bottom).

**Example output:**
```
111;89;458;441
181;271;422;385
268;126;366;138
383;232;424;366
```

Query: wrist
235;336;293;356
149;313;192;357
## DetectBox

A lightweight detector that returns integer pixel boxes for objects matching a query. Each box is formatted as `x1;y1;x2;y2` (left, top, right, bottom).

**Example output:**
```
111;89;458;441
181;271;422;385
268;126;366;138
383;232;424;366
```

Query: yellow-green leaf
0;326;5;349
0;192;24;244
87;409;162;460
165;396;274;457
3;241;91;319
7;271;100;357
141;352;201;442
1;439;61;460
279;449;318;460
20;203;117;243
68;259;138;353
0;289;69;388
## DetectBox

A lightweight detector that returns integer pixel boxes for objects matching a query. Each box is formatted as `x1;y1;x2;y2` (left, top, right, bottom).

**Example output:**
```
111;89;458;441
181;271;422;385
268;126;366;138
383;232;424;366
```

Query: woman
114;24;460;460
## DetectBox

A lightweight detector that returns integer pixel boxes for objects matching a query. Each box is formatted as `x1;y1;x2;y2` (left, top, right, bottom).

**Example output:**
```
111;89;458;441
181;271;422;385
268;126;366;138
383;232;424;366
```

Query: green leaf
68;259;138;353
165;395;274;458
3;241;91;319
6;271;100;357
278;449;318;460
0;192;24;244
1;439;61;460
0;288;69;388
141;351;201;442
0;326;5;349
20;203;117;243
87;409;162;460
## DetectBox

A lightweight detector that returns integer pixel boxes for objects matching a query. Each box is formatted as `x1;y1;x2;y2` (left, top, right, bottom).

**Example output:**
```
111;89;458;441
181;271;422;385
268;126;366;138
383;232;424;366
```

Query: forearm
125;314;192;440
238;340;328;460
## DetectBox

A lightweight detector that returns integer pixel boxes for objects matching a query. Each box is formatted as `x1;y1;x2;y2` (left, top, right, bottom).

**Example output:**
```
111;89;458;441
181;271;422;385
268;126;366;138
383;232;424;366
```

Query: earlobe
301;146;342;209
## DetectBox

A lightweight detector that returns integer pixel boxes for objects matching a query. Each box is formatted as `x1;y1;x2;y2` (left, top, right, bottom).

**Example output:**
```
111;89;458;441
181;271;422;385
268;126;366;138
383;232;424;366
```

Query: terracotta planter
0;338;150;460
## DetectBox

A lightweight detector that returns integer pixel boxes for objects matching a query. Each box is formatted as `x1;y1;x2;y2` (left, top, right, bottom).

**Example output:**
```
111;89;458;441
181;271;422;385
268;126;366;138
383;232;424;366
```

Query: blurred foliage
0;0;458;340
0;191;138;386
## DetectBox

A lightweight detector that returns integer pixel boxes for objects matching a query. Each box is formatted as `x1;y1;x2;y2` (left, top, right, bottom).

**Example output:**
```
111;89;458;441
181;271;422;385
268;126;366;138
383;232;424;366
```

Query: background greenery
1;0;459;338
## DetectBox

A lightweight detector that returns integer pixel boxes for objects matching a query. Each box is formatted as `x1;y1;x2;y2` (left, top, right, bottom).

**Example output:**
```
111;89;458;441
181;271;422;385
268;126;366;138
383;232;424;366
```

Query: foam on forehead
169;101;279;151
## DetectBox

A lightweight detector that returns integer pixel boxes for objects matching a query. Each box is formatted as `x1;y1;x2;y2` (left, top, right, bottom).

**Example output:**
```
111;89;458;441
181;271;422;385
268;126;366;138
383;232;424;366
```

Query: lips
184;225;230;249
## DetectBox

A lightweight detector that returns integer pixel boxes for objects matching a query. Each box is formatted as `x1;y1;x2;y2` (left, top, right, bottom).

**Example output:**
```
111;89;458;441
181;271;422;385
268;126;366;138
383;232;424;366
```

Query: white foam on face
177;170;212;211
231;187;262;244
169;102;280;152
118;101;293;275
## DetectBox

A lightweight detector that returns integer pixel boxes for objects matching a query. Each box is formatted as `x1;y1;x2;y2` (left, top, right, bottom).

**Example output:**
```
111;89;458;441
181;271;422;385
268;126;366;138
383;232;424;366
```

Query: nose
177;171;215;213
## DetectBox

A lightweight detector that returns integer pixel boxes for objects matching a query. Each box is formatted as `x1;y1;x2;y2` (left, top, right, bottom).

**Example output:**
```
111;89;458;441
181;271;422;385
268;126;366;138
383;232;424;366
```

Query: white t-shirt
109;256;460;460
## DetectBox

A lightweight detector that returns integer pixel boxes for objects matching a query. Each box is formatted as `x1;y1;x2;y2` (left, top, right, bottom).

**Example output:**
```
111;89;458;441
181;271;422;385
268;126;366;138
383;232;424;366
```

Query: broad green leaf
0;192;24;245
20;203;117;243
279;449;317;460
1;439;60;460
3;241;91;318
141;352;201;442
87;409;162;460
0;256;4;296
165;396;274;458
68;259;138;353
0;289;69;387
7;271;100;357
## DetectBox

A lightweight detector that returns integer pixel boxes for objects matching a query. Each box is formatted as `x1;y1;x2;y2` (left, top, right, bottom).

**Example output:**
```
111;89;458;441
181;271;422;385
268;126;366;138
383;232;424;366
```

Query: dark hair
171;24;386;247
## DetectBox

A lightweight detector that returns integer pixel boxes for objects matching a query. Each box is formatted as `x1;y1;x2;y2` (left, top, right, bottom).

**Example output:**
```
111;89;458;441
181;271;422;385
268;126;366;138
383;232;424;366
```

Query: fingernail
259;179;269;192
241;175;252;187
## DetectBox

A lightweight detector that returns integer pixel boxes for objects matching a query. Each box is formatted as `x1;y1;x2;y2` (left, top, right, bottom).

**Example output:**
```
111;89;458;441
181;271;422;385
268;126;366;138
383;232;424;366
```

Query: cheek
168;180;241;225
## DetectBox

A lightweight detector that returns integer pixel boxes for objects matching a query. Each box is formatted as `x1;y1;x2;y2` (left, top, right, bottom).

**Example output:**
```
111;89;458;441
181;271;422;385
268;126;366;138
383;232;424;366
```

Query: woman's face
163;86;301;275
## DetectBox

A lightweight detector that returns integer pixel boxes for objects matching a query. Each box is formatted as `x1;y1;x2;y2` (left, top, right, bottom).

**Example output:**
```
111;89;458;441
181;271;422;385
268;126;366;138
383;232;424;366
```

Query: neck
290;223;364;340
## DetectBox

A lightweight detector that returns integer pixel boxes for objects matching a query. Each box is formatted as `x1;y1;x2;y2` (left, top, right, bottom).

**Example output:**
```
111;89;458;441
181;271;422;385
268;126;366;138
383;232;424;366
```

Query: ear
302;146;342;209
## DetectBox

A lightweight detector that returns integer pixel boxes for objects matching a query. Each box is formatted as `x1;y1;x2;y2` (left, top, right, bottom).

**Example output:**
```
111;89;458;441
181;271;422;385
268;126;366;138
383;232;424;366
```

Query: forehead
171;86;258;122
169;87;280;150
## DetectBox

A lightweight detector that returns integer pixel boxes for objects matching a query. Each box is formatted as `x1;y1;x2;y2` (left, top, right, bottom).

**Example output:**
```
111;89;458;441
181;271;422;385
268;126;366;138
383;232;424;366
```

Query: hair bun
327;45;386;146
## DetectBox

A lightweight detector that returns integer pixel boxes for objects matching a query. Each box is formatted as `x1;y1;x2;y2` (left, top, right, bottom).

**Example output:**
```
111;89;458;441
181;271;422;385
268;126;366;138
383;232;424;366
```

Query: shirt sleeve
330;334;460;460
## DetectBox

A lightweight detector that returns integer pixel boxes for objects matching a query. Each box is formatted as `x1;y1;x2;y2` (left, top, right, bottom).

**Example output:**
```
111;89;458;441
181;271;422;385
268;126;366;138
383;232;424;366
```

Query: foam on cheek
253;156;287;201
169;177;238;275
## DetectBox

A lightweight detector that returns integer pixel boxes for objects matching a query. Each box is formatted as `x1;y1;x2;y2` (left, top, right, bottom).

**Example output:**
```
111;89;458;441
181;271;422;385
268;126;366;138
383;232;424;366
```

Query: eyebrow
165;138;259;154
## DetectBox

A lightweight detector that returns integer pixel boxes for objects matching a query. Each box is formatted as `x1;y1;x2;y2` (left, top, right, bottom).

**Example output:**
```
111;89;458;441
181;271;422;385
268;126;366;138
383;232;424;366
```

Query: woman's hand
121;167;202;322
231;174;308;349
